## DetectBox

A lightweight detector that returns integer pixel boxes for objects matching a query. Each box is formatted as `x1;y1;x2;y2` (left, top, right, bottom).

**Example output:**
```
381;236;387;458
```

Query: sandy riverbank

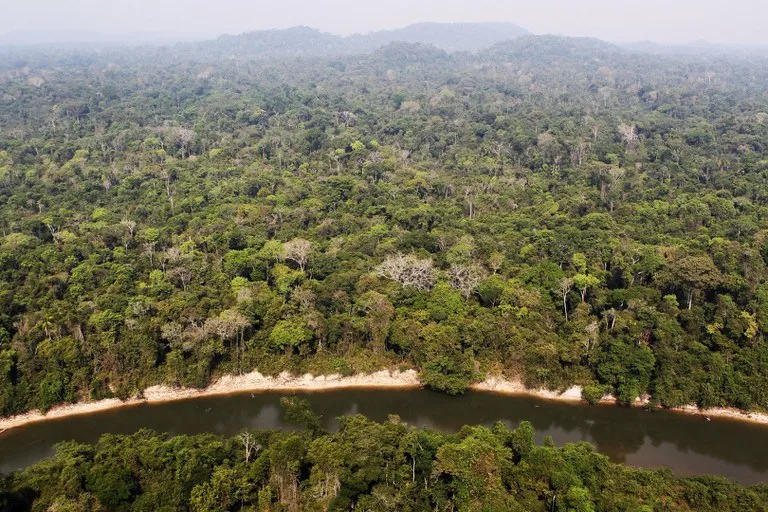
666;404;768;424
0;369;422;432
2;370;768;432
472;377;768;425
470;377;584;401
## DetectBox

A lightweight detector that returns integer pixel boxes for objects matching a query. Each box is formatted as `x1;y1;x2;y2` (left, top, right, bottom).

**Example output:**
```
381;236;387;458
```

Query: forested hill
187;22;529;59
1;34;768;418
349;22;530;52
0;22;528;65
194;26;353;59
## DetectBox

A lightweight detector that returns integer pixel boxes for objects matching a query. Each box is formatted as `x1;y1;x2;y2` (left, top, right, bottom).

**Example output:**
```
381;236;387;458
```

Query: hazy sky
3;0;768;44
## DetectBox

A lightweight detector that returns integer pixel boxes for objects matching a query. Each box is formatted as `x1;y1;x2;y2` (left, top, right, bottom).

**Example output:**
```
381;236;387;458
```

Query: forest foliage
1;33;768;417
3;410;768;511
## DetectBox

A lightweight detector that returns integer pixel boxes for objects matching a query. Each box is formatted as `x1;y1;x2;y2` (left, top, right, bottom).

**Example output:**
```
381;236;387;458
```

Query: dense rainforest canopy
3;409;768;511
1;31;768;419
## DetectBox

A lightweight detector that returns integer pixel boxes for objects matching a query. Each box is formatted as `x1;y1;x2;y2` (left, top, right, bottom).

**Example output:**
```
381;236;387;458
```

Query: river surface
1;389;766;485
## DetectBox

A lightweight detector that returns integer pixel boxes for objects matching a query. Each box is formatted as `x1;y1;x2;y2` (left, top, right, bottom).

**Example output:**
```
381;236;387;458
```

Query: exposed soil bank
0;370;421;432
2;371;767;432
472;377;768;425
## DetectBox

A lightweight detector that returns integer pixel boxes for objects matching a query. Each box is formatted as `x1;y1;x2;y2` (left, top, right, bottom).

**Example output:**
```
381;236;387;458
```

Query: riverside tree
3;415;767;511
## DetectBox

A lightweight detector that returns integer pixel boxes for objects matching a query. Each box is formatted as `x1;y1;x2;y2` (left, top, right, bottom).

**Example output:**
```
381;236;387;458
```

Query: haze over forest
2;0;768;47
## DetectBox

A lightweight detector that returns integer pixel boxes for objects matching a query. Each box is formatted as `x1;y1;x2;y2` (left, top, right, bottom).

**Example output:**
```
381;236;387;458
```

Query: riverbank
2;370;768;432
472;377;768;425
0;370;422;432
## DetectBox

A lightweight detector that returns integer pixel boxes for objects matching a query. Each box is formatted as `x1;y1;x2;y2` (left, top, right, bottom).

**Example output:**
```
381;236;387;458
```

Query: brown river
1;389;766;485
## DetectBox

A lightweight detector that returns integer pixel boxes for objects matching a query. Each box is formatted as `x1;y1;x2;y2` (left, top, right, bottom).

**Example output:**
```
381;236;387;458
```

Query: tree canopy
1;34;768;418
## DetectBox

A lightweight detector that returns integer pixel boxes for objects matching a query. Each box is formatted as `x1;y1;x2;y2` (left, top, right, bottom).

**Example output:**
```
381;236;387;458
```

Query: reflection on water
0;389;766;485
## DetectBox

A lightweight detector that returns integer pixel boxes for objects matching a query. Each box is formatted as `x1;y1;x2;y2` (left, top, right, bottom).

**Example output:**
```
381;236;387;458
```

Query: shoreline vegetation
2;370;767;433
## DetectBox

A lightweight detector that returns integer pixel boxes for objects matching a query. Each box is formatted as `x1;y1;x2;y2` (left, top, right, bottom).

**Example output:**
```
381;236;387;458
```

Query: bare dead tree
464;187;478;219
205;310;249;341
238;431;261;463
376;253;436;291
283;238;312;272
435;233;454;252
120;217;136;249
142;242;156;267
584;321;599;352
571;139;591;167
173;127;196;158
168;266;193;291
556;278;573;322
398;149;411;169
489;140;511;175
46;223;61;245
448;263;488;299
161;246;182;272
335;111;356;128
160;169;175;212
28;76;44;88
618;123;638;149
607;167;626;212
205;310;250;372
291;286;317;313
